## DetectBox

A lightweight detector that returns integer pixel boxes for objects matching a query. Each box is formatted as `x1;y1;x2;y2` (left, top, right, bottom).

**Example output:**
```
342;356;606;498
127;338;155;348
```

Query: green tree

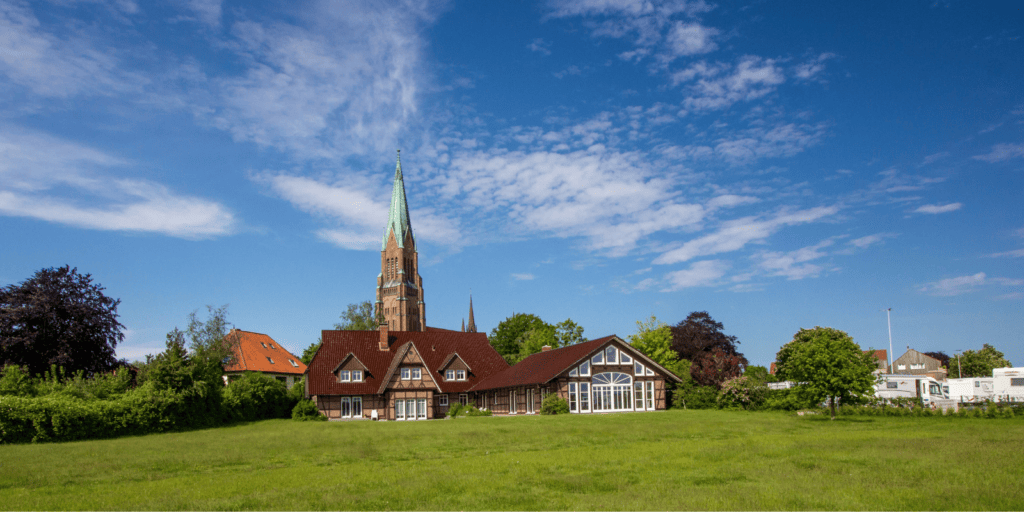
300;341;320;365
333;301;378;330
744;365;775;384
955;344;1012;378
628;316;678;369
554;319;586;347
0;266;124;376
775;326;877;420
489;313;551;364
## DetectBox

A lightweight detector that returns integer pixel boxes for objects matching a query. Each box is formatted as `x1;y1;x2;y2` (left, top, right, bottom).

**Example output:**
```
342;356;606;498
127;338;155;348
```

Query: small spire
467;294;476;333
461;318;465;332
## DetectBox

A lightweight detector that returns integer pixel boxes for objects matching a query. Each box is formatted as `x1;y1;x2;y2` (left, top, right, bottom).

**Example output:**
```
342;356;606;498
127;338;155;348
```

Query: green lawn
1;410;1022;510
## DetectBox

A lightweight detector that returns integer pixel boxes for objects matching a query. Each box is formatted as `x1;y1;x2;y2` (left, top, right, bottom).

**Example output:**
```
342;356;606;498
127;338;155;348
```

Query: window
456;370;466;381
569;367;579;377
510;390;517;414
645;366;654;376
412;368;422;380
592;351;604;365
579;361;590;376
605;346;618;365
352;370;362;382
591;373;633;412
260;342;268;348
353;397;362;417
269;344;276;349
341;397;351;418
339;370;350;382
446;369;455;381
527;389;535;414
580;383;590;412
395;399;405;420
887;381;898;389
634;382;645;410
645;381;655;410
897;365;906;370
439;395;449;406
620;352;632;364
266;357;275;364
634;362;644;376
568;382;578;412
975;381;980;387
910;363;925;370
288;359;299;367
460;393;468;406
1011;378;1024;387
401;368;411;380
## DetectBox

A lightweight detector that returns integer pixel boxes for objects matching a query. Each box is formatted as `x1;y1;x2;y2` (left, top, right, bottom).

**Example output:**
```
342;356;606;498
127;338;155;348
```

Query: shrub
291;399;326;421
717;376;769;410
447;402;464;418
448;403;491;418
0;365;34;397
223;372;293;422
673;385;718;409
540;394;569;415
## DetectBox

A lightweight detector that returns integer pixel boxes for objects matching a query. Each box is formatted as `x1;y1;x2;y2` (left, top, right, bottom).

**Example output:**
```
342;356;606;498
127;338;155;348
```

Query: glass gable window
591;372;633;412
605;346;618;364
620;352;632;364
634;362;644;376
579;361;590;376
592;352;604;365
569;367;579;377
646;366;654;376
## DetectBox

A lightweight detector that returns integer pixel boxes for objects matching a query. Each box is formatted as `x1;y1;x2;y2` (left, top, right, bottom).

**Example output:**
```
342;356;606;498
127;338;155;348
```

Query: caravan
874;374;953;408
946;377;994;403
991;368;1024;402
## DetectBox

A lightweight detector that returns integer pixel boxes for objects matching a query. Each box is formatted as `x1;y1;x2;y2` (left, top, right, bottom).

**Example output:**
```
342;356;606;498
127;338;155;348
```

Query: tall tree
554;319;586;347
629;315;687;379
775;326;877;420
333;301;377;331
670;311;747;388
955;344;1012;378
489;313;551;364
0;266;124;376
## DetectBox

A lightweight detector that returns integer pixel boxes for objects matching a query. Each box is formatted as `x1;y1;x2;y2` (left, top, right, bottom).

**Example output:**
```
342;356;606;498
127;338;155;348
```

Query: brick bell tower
376;150;426;332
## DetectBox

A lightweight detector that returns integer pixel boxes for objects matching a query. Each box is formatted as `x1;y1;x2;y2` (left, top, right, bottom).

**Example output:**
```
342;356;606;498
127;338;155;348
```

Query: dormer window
456;370;466;381
446;369;455;381
352;370;362;382
339;370;350;382
288;359;299;367
260;342;268;348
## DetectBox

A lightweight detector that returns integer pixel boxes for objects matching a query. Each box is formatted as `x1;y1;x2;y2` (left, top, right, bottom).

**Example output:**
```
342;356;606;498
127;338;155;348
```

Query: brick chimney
379;324;389;351
541;345;551;352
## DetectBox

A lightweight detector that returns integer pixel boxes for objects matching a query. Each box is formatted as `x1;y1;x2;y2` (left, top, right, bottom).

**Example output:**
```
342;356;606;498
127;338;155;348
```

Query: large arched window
591;372;633;412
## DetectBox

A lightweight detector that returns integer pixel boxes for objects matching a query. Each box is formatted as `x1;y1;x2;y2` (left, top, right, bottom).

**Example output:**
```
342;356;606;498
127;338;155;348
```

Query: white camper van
874;374;951;407
946;378;994;403
991;367;1024;402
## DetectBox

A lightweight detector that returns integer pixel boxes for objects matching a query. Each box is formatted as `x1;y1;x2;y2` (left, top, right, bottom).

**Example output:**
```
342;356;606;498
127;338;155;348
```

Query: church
304;152;679;420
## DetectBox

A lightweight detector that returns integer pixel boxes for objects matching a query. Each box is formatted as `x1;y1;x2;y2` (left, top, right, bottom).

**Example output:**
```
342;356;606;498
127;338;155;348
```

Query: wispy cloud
914;202;962;214
989;248;1024;258
793;52;835;81
661;259;730;291
527;38;551;55
653;205;840;265
511;273;535;281
754;239;834;280
674;56;786;112
0;127;234;238
920;151;950;166
918;272;1023;297
973;142;1024;163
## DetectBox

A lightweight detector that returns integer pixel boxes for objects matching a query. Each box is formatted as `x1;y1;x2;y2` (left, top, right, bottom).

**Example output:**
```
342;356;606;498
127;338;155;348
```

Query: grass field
2;410;1023;510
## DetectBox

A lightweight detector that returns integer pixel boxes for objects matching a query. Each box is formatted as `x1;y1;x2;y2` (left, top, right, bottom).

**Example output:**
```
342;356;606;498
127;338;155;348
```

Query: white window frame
460;393;468;406
446;369;455;381
352;396;362;418
645;381;655;410
527;389;535;414
341;397;351;418
352;370;362;382
569;367;579;377
456;370;466;381
592;351;604;365
417;399;427;420
634;362;644;376
339;370;350;382
605;346;618;365
568;382;578;412
509;390;517;415
645;366;654;376
634;382;645;410
619;351;632;364
579;361;591;377
897;364;906;370
439;394;449;406
412;368;422;380
289;359;299;367
401;368;411;380
580;383;590;413
395;400;405;420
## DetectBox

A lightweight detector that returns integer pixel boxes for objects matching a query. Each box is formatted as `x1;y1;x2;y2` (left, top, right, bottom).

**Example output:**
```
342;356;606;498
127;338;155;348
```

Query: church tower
376;150;426;332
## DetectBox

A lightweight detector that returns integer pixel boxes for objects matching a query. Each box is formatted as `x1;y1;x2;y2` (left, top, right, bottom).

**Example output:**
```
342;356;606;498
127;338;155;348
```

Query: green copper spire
381;150;413;250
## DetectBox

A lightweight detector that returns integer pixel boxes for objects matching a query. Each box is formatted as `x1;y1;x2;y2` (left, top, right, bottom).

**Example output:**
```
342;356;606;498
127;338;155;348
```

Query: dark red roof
470;335;682;391
223;329;306;375
306;330;508;396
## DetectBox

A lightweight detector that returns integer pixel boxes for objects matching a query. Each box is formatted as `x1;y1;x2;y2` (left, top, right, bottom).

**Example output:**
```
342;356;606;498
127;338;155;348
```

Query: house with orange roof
223;329;307;389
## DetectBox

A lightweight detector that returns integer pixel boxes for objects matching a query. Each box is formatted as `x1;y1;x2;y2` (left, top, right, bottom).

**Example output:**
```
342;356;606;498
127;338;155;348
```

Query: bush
0;365;34;397
447;402;464;418
763;388;819;411
222;372;294;422
291;399;326;421
673;385;718;409
447;403;491;418
717;376;769;410
540;394;569;415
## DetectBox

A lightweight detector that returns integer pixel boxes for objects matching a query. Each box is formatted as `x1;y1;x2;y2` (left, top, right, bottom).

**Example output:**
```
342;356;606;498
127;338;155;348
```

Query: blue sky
1;0;1022;370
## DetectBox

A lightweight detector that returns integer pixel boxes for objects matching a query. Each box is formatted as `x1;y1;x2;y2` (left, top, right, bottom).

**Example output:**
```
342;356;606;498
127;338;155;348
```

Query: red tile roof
470;335;683;392
306;330;508;396
865;349;888;368
223;329;306;375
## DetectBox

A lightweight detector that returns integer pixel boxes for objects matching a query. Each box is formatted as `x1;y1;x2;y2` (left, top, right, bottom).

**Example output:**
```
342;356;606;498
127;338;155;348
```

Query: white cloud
527;38;551;55
511;273;535;281
914;202;962;214
706;194;759;209
174;0;222;27
711;122;827;166
661;259;730;291
754;239;833;280
259;172;461;250
664;21;718;57
793;52;834;81
920;151;950;166
653;205;840;265
918;272;1024;297
972;143;1024;163
676;56;786;112
0;127;234;238
848;233;894;249
989;248;1024;258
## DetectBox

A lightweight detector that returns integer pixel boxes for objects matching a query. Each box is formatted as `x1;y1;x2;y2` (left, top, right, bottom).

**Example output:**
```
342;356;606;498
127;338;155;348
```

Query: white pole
886;308;894;372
